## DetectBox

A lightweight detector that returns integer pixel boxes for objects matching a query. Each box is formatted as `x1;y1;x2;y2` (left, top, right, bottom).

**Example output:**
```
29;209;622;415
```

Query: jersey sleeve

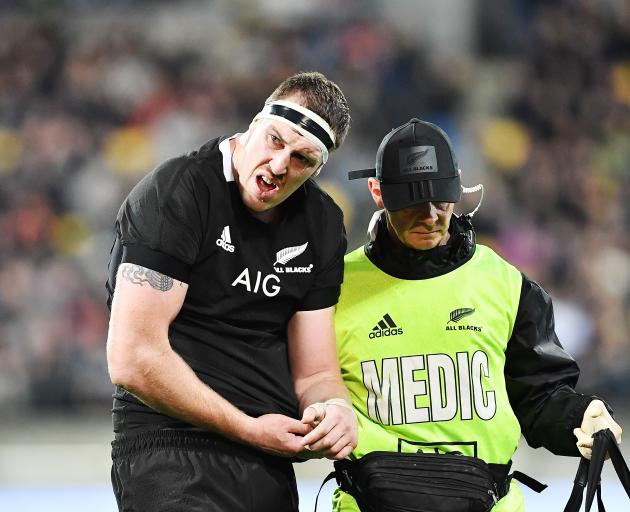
116;155;207;284
297;198;347;311
504;274;612;456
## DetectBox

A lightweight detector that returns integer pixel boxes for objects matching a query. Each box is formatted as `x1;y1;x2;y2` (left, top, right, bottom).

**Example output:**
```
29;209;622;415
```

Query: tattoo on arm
120;264;174;291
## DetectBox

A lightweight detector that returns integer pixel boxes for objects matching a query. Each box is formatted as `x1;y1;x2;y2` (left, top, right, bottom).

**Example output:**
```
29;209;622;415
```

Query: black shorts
111;429;299;512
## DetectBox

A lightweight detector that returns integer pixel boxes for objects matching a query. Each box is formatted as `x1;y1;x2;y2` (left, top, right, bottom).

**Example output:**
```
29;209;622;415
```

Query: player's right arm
107;262;310;456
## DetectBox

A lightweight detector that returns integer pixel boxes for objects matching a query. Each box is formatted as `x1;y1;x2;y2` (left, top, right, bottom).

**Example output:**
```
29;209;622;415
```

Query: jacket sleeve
504;274;610;456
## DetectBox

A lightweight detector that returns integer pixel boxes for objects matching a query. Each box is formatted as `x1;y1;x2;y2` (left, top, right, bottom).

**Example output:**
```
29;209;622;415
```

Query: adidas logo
216;225;235;253
369;313;403;339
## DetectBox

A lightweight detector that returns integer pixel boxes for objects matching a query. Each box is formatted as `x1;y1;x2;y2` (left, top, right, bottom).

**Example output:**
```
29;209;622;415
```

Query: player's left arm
288;306;358;460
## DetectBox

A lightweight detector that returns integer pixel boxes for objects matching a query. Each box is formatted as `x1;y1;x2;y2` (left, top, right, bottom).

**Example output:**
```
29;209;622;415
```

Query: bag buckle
333;460;355;493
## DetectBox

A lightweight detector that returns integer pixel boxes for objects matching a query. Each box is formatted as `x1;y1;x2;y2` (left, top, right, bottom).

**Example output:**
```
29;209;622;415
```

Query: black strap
488;461;546;497
607;431;630;496
564;458;590;512
348;168;376;180
314;465;373;512
603;429;630;504
564;428;630;512
314;471;337;512
564;459;606;512
585;430;608;512
510;470;548;493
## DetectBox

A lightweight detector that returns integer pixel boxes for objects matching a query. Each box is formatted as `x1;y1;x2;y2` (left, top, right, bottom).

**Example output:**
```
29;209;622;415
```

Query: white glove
573;399;622;459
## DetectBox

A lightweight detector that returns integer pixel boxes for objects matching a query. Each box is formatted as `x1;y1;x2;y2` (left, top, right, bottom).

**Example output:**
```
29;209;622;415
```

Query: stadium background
0;0;628;510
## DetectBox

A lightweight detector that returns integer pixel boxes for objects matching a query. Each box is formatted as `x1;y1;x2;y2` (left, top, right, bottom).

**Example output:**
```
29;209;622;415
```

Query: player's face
234;111;324;217
385;201;454;250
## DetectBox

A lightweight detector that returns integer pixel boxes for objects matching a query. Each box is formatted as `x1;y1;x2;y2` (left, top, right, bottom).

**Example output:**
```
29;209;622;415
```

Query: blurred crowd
0;0;628;415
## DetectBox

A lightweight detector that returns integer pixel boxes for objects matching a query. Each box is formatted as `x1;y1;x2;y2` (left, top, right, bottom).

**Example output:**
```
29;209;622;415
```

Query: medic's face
385;202;454;250
368;178;454;250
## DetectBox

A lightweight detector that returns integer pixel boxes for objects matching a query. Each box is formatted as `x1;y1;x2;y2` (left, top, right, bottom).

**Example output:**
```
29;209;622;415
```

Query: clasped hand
574;399;623;459
248;400;357;460
299;398;358;460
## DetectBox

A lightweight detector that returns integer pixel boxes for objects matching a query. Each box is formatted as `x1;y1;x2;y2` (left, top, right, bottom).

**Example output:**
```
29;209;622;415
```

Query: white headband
254;99;336;164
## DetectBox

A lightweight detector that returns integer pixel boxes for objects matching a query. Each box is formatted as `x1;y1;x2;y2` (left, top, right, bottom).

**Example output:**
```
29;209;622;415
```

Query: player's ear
368;178;385;209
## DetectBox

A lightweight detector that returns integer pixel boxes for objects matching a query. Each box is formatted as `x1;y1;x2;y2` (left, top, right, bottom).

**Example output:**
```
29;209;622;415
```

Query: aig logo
231;268;280;297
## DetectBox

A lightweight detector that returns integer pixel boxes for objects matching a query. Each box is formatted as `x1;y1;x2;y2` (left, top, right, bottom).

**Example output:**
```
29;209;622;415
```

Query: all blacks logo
273;242;312;274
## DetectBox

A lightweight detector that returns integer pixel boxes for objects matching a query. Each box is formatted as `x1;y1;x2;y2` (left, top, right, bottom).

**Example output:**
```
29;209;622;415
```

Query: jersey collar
218;134;241;182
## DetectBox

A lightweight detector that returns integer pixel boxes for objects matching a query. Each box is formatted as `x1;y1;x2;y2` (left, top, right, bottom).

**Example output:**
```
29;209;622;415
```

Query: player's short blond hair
266;71;351;150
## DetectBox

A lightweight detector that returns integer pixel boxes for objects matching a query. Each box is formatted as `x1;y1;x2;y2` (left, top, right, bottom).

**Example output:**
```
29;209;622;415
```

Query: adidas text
369;327;403;339
216;238;235;252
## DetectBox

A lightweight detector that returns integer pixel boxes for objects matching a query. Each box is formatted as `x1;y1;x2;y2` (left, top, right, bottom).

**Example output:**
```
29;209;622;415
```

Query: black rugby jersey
107;137;347;432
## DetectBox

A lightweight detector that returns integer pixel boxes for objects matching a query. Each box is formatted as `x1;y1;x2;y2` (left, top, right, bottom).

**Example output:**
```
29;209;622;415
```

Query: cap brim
348;169;376;180
380;176;462;211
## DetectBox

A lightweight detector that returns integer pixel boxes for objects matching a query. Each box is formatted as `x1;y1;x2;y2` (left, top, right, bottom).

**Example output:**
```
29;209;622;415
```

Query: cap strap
348;169;376;180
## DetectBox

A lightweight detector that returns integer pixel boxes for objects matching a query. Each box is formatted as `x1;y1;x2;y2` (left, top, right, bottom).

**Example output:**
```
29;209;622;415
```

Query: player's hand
249;413;313;457
301;401;327;426
300;399;358;460
573;399;622;459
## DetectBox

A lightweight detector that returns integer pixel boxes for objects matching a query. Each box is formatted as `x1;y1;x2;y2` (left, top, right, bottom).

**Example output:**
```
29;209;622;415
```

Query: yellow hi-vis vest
333;244;525;512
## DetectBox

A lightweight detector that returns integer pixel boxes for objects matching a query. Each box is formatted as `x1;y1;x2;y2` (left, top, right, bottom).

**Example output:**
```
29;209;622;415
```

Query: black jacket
365;212;605;456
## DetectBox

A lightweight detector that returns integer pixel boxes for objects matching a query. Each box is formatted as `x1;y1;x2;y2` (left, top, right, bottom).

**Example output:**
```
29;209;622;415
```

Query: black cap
348;118;462;211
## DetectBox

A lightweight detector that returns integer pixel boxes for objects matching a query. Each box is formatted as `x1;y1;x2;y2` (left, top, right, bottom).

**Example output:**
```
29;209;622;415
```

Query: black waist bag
329;451;530;512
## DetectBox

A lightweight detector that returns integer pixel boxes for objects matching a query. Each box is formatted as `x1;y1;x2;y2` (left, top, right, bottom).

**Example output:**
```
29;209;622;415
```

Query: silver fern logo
406;148;430;165
399;145;438;175
273;242;313;274
445;307;482;332
448;308;475;323
274;242;308;265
